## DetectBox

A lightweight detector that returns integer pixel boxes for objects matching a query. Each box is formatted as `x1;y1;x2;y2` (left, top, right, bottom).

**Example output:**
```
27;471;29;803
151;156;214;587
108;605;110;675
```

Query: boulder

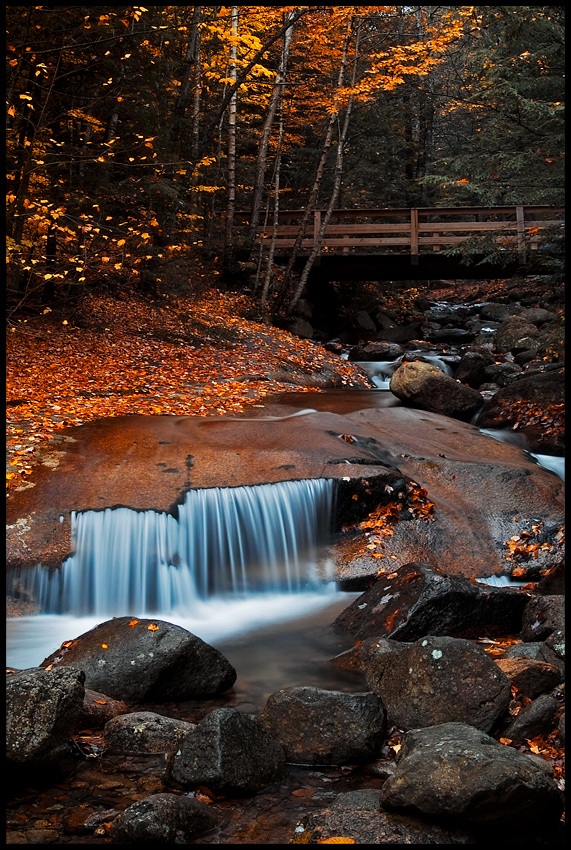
453;349;494;388
521;595;565;642
168;708;287;795
353;310;376;331
348;341;403;362
376;322;423;344
495;657;563;699
290;788;475;844
41;617;237;702
495;316;540;353
474;367;565;453
389;361;483;421
108;793;219;844
6;666;85;765
424;327;475;344
482;361;523;386
104;711;196;754
259;686;386;765
502;694;561;744
479;302;521;323
380;722;564;829
362;635;511;733
78;688;130;730
333;562;531;642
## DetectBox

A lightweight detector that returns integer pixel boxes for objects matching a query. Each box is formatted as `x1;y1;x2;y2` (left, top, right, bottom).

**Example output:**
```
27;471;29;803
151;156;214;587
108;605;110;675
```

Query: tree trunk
260;77;287;311
245;11;295;257
223;6;239;274
287;17;361;315
276;17;357;313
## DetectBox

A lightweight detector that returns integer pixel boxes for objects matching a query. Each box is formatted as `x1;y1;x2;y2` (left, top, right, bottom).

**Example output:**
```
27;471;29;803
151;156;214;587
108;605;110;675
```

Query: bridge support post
411;208;419;265
516;205;527;264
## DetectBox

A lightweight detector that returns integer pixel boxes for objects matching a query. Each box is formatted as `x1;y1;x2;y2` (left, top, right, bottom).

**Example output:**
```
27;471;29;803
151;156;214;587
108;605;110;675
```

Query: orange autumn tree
6;5;469;316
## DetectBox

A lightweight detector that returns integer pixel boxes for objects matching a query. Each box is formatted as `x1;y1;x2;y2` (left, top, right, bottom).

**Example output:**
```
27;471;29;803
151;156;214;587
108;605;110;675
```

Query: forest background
5;5;565;489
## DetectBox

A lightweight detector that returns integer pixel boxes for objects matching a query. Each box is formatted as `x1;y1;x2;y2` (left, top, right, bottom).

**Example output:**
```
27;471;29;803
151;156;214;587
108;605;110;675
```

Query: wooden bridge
247;205;564;280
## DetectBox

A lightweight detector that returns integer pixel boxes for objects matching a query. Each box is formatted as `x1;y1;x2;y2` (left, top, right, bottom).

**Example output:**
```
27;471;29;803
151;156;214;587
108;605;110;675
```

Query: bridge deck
251;205;563;266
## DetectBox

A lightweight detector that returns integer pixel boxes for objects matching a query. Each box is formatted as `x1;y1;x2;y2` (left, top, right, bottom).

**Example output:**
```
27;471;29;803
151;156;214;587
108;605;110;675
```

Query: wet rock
495;657;563;699
348;341;403;361
389;361;483;421
453;349;494;388
521;595;565;642
6;666;85;765
168;708;287;795
353;310;376;331
362;635;511;733
519;307;557;326
425;327;475;344
479;302;521;323
474;367;565;452
290;788;476;844
482;361;523;386
78;688;130;730
333;562;531;642
495;316;540;354
287;317;314;339
380;722;564;830
502;694;560;744
41;617;237;702
259;686;386;765
108;792;219;844
104;711;196;755
376;321;423;344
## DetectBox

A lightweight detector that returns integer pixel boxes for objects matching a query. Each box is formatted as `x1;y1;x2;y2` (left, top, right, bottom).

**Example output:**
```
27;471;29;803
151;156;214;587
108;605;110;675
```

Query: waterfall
8;479;336;618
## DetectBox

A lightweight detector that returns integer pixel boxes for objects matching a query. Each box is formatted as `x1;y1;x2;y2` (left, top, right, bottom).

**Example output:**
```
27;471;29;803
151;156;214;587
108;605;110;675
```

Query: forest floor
6;287;367;496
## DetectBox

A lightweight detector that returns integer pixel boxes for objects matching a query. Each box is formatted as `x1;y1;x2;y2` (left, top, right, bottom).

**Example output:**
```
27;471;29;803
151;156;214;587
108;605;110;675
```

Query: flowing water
6;478;347;673
5;381;563;691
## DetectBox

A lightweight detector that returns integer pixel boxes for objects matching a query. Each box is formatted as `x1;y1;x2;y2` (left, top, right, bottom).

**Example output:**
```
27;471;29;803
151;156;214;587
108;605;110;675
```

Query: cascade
7;478;336;620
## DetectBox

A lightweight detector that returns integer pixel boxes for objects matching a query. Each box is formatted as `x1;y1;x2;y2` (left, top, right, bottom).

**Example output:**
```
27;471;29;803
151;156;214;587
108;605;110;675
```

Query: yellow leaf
117;239;126;247
317;840;355;845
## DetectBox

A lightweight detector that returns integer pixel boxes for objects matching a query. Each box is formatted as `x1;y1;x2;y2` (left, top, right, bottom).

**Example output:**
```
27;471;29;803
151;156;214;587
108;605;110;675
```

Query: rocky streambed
6;282;565;845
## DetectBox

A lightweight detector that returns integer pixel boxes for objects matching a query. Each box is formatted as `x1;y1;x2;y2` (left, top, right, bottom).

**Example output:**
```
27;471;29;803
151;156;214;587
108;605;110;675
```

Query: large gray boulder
168;708;287;795
389;360;483;420
363;635;511;733
6;666;85;765
108;793;219;844
259;686;386;765
381;722;564;829
41;617;236;702
333;562;531;642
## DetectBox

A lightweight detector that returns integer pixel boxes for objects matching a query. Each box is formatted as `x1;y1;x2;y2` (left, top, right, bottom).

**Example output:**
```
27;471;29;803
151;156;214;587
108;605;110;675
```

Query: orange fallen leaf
147;623;159;631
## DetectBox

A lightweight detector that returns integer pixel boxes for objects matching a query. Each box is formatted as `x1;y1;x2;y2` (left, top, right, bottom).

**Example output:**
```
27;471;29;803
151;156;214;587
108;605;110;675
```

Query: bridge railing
250;206;564;264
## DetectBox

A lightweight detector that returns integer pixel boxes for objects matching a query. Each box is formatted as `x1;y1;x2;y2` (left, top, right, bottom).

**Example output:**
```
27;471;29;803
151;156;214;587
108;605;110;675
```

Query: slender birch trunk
260;80;287;311
223;6;239;273
246;11;295;256
287;17;362;315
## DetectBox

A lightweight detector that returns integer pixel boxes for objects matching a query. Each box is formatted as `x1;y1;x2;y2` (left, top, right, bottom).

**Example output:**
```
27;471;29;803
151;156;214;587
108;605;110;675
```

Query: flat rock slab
6;400;564;579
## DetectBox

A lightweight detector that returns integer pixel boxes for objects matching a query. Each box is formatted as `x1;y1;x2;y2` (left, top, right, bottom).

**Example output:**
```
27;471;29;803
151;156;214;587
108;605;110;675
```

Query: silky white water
6;479;341;669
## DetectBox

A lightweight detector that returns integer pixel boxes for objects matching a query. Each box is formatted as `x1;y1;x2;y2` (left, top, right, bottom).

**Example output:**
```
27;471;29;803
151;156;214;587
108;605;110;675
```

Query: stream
5;364;563;700
5;357;565;846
